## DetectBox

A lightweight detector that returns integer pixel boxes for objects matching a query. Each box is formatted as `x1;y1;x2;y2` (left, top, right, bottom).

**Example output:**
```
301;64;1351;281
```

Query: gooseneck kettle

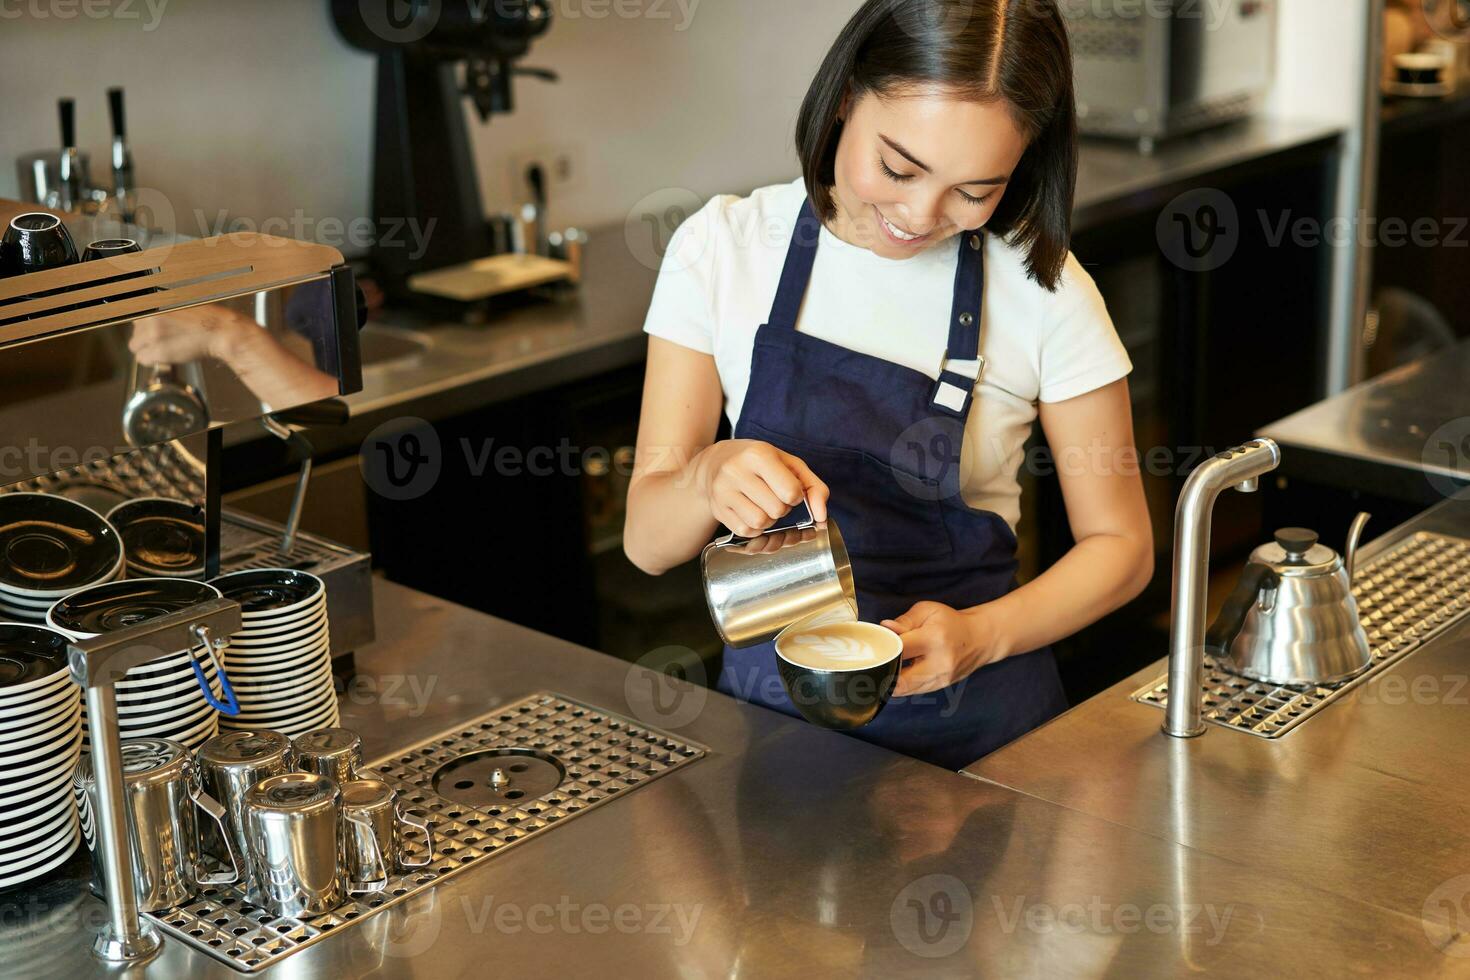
1206;514;1374;686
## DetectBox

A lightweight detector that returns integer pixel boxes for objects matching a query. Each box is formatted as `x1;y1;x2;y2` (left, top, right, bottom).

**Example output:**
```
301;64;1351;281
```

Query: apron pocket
745;423;952;561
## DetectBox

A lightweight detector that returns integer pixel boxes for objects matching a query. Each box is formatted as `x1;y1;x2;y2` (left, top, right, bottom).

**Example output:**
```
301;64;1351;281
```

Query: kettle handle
1205;561;1280;656
1344;511;1371;582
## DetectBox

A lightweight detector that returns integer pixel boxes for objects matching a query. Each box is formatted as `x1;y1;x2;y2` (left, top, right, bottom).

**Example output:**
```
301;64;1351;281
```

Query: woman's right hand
692;439;829;538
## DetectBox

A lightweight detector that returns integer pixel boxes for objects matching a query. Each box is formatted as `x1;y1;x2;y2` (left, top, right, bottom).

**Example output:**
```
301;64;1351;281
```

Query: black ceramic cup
774;622;903;730
0;212;79;277
81;237;140;262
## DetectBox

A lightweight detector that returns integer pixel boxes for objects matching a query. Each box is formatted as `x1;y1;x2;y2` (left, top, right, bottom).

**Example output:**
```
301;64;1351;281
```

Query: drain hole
509;763;529;773
455;780;474;790
506;790;525;799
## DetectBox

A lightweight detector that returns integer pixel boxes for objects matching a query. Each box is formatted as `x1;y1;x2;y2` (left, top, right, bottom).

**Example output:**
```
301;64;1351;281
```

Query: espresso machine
330;0;559;298
0;200;365;962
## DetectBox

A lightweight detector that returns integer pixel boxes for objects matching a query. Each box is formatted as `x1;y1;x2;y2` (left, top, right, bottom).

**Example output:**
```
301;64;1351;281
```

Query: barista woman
625;0;1152;769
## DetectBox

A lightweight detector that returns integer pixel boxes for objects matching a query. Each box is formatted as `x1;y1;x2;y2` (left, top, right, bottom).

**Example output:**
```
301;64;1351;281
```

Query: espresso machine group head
330;0;556;296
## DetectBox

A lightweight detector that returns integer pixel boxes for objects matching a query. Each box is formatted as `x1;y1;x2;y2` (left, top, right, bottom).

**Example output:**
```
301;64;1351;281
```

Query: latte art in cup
777;622;902;671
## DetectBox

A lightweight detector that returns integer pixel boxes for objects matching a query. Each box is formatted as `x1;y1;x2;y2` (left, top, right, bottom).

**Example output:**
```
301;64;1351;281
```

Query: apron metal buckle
930;355;984;415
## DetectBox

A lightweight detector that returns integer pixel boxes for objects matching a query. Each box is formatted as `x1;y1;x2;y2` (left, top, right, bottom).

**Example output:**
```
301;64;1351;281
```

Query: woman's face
828;84;1030;260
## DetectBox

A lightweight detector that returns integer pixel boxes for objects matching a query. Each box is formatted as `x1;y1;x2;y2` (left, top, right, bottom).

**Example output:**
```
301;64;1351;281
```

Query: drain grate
144;691;706;971
1132;532;1470;738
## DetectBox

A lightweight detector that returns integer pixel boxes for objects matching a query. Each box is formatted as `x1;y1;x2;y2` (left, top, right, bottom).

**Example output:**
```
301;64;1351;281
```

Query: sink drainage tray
1132;531;1470;738
145;691;706;971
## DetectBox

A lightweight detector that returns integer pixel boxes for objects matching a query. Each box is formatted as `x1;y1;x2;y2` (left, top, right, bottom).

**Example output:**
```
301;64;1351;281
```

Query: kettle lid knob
1274;527;1319;560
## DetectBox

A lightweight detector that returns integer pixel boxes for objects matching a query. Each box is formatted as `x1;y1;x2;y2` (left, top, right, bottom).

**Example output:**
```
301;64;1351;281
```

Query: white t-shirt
642;178;1131;533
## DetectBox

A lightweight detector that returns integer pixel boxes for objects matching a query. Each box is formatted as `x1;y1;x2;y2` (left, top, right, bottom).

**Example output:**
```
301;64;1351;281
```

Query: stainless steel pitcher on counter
700;497;857;647
1206;513;1374;685
76;738;240;913
242;772;346;918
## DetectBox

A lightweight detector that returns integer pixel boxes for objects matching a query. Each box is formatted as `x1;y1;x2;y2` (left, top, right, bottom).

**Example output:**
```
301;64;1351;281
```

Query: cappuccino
776;621;901;671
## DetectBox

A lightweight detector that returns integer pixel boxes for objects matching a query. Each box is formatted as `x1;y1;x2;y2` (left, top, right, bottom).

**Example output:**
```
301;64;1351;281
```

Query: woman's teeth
880;213;923;242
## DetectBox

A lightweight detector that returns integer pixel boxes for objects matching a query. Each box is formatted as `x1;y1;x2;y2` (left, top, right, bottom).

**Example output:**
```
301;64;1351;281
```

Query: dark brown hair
796;0;1077;290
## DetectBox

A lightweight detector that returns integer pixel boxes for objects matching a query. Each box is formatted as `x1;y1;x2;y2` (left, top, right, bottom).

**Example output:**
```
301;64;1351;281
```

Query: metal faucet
68;598;242;964
1163;438;1282;737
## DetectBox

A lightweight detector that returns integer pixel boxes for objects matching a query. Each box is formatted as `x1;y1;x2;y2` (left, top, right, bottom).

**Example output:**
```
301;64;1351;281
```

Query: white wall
0;0;1375;376
0;0;860;250
1266;0;1371;126
1266;0;1375;390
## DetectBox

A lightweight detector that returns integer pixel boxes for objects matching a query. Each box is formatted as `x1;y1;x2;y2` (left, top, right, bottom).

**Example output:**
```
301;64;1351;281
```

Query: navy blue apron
716;199;1068;771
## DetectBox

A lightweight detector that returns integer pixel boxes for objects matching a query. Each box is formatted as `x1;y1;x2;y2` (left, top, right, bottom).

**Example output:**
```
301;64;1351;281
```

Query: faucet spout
1163;439;1282;737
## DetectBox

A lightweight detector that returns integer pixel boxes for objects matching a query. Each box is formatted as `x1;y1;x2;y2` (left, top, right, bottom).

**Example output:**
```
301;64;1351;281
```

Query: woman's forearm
624;454;720;576
974;531;1154;660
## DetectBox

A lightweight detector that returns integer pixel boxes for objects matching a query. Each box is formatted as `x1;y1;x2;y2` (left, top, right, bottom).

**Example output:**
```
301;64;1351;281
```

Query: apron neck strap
766;197;823;328
763;201;988;420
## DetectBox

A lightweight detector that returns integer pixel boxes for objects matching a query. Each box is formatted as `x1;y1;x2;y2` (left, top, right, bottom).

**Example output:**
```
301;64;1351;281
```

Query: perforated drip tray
145;692;707;972
1133;531;1470;738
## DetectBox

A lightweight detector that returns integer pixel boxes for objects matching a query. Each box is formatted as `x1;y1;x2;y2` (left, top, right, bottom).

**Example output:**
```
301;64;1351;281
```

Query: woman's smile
874;206;932;247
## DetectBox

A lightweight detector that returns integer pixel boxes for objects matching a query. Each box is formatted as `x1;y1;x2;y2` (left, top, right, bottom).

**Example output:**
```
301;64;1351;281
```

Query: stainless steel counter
1259;337;1470;501
966;493;1470;969
1073;116;1342;234
7;566;1464;977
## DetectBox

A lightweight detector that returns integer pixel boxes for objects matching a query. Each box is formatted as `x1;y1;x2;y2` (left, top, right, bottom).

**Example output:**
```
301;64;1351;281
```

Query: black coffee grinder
330;0;555;298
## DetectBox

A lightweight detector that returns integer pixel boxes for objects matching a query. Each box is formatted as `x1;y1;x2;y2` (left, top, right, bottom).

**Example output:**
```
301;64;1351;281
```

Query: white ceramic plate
0;761;78;812
171;712;219;751
0;658;72;705
224;626;331;657
228;662;334;714
101;698;216;740
232;606;329;641
0;783;76;836
114;672;222;716
2;553;124;602
0;681;77;726
224;695;337;738
0;819;80;886
0;797;79;854
0;589;63;611
226;653;333;693
3;781;73;827
224;640;331;676
228;669;333;710
226;683;337;727
211;569;326;621
1;704;81;759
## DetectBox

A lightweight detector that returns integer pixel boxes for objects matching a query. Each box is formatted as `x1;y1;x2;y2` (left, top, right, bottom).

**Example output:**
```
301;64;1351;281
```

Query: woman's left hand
882;601;1003;697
